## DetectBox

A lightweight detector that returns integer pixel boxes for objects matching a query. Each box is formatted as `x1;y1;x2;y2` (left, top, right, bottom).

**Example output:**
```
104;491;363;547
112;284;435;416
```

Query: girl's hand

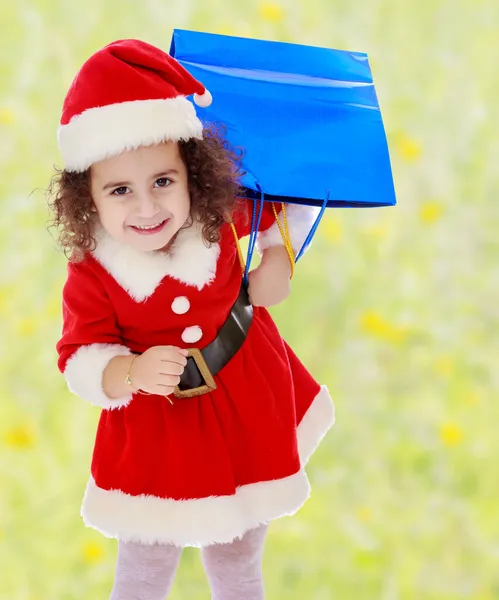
129;346;188;396
248;246;292;307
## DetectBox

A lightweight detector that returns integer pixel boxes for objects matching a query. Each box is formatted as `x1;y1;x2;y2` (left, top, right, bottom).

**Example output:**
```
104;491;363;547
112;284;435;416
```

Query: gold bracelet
124;354;139;388
124;353;173;404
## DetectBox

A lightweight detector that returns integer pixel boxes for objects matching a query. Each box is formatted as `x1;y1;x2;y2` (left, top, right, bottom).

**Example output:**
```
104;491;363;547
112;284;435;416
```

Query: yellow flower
4;423;36;449
259;2;285;22
395;134;422;162
363;223;389;240
360;311;406;344
82;541;105;563
0;108;15;125
434;356;454;377
15;317;37;337
439;423;463;446
356;506;372;522
420;200;444;224
321;215;342;243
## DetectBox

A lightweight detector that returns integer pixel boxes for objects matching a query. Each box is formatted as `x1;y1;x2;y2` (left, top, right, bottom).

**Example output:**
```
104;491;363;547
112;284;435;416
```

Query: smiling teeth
134;221;164;230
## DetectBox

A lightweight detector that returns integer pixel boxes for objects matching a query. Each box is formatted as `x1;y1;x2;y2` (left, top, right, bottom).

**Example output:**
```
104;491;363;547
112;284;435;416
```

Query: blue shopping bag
170;29;396;209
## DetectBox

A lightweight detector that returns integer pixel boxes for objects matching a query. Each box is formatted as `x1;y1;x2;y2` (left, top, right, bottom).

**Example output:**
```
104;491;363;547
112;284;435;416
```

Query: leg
109;540;183;600
201;524;268;600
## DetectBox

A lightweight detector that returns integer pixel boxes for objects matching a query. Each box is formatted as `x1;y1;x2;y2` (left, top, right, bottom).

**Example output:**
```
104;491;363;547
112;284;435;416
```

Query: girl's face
90;142;191;252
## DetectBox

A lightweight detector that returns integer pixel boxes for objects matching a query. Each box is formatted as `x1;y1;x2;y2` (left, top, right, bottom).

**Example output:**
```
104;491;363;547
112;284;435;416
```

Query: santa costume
56;39;335;548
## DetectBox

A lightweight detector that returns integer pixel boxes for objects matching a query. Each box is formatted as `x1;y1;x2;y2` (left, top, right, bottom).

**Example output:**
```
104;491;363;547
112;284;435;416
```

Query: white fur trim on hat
58;97;203;172
64;343;133;409
257;203;321;256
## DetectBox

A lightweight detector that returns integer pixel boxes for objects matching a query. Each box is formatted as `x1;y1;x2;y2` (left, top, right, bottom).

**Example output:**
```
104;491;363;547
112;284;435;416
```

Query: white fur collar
91;222;220;302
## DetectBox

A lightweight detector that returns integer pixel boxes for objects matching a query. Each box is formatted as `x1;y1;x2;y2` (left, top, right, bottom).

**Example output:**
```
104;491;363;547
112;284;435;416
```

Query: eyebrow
102;169;180;191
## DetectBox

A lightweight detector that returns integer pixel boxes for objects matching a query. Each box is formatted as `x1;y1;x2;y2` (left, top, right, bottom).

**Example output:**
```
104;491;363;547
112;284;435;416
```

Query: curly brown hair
47;124;244;261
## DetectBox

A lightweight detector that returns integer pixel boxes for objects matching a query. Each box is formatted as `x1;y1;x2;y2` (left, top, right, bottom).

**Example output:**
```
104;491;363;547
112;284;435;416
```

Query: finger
157;374;181;387
159;362;185;376
160;357;187;368
160;350;189;366
158;346;189;356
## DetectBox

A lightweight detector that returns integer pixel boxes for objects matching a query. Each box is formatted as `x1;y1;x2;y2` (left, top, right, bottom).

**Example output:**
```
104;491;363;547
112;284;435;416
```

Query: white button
171;296;190;315
181;326;203;344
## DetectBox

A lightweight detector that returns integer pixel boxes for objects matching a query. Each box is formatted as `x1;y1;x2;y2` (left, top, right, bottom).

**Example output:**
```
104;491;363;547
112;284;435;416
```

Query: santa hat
57;39;212;172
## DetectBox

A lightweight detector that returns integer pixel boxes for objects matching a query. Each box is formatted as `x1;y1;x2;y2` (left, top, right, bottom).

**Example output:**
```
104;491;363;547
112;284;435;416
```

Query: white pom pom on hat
193;89;213;108
58;39;213;172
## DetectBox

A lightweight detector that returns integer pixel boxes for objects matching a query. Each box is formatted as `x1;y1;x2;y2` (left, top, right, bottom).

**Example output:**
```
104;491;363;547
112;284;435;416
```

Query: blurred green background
1;0;498;598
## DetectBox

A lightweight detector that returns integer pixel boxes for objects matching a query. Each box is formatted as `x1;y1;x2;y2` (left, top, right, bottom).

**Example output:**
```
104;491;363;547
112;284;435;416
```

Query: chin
124;221;174;252
138;235;175;253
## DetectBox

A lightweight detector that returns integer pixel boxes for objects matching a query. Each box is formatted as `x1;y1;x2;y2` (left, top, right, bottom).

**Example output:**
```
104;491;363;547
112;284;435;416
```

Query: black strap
178;285;253;391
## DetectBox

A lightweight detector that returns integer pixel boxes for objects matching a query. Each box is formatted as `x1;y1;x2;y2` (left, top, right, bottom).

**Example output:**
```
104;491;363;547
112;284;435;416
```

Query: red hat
58;39;212;172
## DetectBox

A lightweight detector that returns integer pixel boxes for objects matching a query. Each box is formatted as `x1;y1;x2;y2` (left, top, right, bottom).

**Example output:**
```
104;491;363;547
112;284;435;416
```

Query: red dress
57;203;334;547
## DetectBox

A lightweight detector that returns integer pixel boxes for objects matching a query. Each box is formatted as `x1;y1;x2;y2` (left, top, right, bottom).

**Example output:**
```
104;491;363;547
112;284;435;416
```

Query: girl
49;39;334;600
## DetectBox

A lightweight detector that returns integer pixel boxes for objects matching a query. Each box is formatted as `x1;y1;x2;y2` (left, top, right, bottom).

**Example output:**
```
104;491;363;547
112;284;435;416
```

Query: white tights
109;540;181;600
109;524;268;600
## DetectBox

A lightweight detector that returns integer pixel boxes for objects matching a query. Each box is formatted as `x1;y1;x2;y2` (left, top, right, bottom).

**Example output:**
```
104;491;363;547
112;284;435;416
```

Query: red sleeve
230;198;282;239
56;257;123;373
231;199;320;256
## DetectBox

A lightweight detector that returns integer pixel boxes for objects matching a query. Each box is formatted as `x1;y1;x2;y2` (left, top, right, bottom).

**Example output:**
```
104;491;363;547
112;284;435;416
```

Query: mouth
130;219;169;235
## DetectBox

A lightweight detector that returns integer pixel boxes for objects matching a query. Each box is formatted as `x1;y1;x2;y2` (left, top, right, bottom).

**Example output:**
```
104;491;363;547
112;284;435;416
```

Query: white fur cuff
257;203;321;256
64;343;133;410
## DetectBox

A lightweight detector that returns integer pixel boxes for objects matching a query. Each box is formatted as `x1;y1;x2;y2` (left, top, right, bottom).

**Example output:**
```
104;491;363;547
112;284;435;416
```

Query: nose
135;191;161;219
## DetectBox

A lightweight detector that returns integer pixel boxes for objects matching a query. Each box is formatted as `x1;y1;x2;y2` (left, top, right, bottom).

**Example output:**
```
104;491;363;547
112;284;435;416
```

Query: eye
155;178;172;188
112;186;129;196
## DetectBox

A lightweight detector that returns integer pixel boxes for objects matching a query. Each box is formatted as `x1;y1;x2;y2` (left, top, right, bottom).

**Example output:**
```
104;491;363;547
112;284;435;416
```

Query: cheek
94;199;125;227
175;186;191;217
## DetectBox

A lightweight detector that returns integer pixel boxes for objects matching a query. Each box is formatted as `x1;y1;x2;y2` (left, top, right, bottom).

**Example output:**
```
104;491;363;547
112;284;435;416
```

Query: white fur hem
64;343;133;409
58;97;203;172
82;470;310;548
257;203;321;256
297;386;335;466
80;387;334;546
